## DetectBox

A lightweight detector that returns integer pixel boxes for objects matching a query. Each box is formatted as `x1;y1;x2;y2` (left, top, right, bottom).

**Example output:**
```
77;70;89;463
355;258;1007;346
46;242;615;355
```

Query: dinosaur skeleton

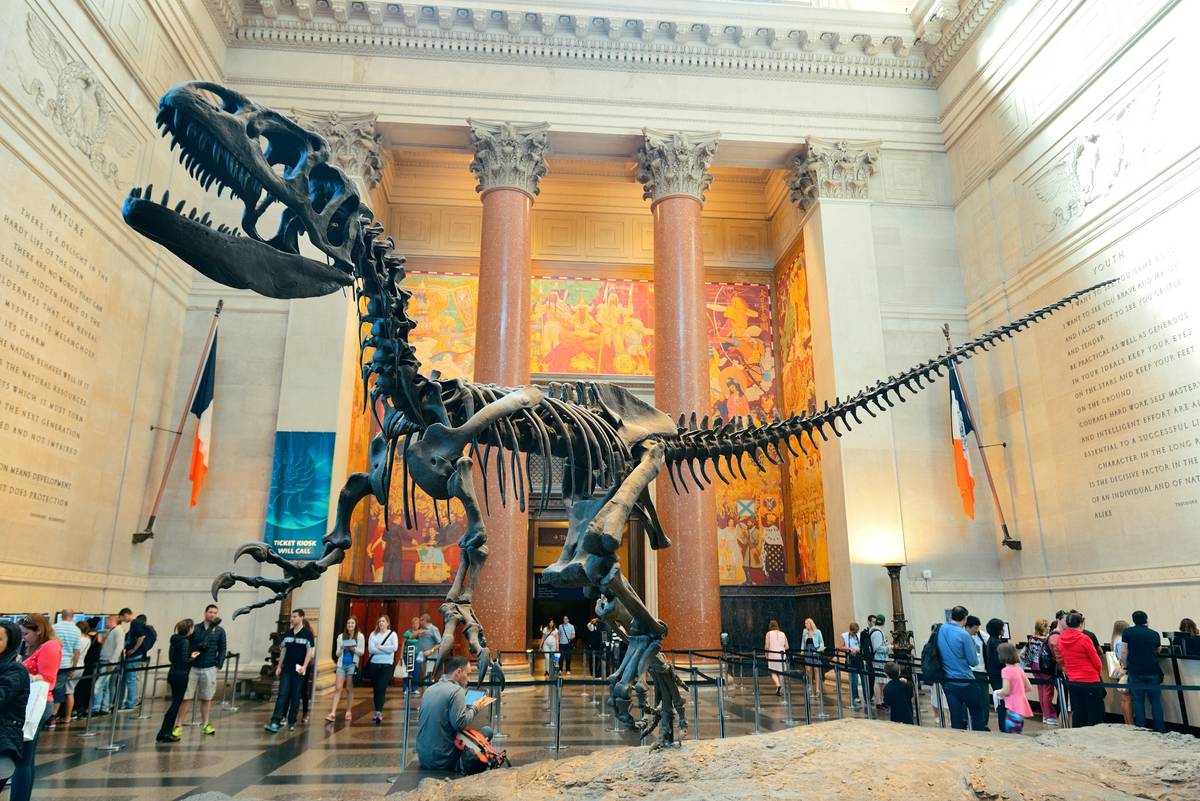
121;82;1114;748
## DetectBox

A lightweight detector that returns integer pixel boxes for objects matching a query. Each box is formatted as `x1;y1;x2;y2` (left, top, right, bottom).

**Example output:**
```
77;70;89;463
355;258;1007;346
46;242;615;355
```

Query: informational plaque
1029;196;1199;544
0;159;110;529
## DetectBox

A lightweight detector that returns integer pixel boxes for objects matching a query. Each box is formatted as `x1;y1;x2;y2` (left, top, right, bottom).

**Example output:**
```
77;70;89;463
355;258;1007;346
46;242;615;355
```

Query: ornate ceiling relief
787;137;882;212
466;120;550;197
635;129;721;205
289;109;384;190
12;13;136;189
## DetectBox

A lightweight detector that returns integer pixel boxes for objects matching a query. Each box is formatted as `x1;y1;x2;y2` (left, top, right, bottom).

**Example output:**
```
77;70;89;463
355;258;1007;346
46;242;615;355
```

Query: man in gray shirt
416;656;493;771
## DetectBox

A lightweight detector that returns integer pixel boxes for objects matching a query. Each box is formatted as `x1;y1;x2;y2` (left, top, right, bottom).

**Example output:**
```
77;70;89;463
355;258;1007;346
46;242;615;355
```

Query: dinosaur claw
211;572;237;600
235;542;273;562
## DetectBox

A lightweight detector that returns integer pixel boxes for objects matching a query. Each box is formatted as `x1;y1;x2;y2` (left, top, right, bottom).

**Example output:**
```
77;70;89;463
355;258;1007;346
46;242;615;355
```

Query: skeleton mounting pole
942;323;1019;550
133;300;223;544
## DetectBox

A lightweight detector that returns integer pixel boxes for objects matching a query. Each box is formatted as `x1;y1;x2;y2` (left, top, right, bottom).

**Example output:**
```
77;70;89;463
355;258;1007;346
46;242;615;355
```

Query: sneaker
202;724;216;736
156;734;181;743
1043;717;1059;727
46;718;57;730
373;713;382;726
288;724;296;732
264;722;281;733
171;726;182;738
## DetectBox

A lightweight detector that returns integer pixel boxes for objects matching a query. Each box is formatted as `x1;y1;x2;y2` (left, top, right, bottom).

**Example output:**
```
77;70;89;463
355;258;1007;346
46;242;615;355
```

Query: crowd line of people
761;606;1190;734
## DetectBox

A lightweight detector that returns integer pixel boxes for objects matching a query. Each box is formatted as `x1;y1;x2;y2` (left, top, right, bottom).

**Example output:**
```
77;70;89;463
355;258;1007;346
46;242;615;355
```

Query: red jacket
1058;628;1101;682
23;639;62;702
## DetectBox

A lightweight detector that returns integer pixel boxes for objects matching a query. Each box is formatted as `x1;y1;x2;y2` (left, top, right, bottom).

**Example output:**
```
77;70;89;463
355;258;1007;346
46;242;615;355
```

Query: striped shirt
53;619;82;669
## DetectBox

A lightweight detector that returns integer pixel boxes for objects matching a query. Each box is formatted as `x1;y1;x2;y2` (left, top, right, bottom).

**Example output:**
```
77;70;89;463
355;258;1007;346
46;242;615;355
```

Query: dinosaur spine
661;280;1116;491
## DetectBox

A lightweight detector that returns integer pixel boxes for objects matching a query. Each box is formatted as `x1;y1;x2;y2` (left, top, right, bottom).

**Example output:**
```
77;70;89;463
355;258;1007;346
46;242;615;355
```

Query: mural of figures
705;283;786;586
531;278;655;374
342;271;811;589
775;254;830;584
341;273;477;585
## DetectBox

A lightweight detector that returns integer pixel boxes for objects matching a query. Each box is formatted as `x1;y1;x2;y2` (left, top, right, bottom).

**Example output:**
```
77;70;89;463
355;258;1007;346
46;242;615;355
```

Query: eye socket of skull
308;163;359;247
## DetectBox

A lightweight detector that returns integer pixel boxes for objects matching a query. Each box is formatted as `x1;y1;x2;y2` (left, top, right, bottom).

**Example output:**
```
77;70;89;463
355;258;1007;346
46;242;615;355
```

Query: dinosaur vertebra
124;81;1115;748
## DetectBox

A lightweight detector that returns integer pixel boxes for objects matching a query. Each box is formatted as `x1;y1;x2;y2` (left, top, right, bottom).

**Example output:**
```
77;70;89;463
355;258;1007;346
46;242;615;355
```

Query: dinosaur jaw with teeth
121;82;355;299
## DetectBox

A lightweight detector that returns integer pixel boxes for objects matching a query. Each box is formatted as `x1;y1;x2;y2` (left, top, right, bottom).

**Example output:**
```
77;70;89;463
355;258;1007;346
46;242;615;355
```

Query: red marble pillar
638;129;721;651
467;120;548;665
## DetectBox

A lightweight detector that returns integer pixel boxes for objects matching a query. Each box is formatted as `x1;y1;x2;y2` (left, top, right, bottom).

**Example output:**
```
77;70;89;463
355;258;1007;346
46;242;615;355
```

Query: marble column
467;119;549;663
276;110;384;686
787;137;905;637
636;128;721;650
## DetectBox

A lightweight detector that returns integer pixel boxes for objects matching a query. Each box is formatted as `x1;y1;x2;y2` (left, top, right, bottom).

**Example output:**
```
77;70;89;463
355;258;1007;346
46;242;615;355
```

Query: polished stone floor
26;671;1054;801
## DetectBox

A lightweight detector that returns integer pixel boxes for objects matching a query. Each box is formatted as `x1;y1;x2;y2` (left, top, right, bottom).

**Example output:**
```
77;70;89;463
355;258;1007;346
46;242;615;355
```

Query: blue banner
264;431;335;560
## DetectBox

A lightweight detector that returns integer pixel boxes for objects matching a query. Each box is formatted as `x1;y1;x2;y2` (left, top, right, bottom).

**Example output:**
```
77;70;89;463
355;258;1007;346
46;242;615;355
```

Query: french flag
188;331;218;507
949;367;975;519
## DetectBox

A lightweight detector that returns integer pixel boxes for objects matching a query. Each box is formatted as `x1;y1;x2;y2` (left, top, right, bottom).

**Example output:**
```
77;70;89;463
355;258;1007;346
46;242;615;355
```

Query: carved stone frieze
635;128;720;205
15;13;136;189
289;109;384;189
466;119;550;197
787;137;882;211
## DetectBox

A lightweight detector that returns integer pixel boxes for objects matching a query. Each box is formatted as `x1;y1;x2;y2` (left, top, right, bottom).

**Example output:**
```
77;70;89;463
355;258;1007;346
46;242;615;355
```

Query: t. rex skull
122;81;362;298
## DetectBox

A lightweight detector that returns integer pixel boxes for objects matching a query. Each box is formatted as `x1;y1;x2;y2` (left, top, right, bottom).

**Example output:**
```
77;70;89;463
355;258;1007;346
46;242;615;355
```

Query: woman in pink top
764;620;789;696
12;614;61;801
994;642;1033;734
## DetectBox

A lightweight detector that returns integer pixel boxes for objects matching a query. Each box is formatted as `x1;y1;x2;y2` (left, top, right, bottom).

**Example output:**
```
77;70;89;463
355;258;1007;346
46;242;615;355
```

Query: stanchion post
233;653;242;702
913;674;922;726
549;673;566;752
219;653;232;706
400;684;412;770
97;662;127;752
716;657;727;738
751;654;761;734
134;659;154;720
781;654;795;726
814;655;829;720
801;663;812;725
77;663;102;739
935;682;946;728
689;666;700;739
1058;678;1071;729
834;661;844;720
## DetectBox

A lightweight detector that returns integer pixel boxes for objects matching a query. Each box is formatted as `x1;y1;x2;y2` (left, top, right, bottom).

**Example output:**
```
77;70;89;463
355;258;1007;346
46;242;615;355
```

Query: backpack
455;728;510;775
141;625;157;655
860;627;879;663
921;624;946;684
1039;635;1057;675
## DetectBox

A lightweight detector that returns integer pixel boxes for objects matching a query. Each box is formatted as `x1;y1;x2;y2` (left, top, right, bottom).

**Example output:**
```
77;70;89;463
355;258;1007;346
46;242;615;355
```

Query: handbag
24;677;49;742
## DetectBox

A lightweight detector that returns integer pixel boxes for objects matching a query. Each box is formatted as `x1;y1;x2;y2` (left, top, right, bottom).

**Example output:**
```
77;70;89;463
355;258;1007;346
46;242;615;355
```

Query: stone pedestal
637;128;721;651
466;120;549;662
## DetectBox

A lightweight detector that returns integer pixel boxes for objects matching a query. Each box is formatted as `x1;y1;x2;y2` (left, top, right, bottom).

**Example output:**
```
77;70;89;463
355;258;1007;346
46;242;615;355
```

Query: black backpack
921;624;946;684
141;625;157;655
860;627;878;662
1039;636;1057;675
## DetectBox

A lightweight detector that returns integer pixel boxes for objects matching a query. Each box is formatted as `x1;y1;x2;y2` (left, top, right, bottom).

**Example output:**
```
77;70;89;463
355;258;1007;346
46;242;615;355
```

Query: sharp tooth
175;200;186;213
131;187;141;199
188;207;197;220
200;212;211;225
145;183;153;199
161;190;169;206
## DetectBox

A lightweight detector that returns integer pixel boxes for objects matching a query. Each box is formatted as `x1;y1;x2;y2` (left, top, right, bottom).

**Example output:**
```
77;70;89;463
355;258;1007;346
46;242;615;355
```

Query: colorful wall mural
775;254;830;584
343;269;821;589
530;278;655;375
341;273;477;586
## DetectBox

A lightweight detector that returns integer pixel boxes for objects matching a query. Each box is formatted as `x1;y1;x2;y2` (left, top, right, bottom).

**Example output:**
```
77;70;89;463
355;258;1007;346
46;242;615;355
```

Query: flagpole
133;300;223;544
942;324;1021;550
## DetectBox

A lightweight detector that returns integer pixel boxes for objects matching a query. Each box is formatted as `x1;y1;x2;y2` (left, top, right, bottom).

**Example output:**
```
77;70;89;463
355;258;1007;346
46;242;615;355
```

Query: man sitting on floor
416;656;494;772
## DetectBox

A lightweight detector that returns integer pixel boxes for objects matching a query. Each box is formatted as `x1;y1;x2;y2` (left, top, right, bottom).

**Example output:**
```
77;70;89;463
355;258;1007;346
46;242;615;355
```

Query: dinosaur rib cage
660;279;1116;493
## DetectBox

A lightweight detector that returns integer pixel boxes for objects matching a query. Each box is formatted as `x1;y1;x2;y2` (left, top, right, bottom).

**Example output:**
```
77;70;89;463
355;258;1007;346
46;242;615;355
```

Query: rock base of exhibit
398;719;1198;801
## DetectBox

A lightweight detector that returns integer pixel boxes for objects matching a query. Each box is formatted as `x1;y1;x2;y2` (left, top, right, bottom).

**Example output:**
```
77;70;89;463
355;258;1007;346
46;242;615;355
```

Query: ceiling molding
200;0;1006;86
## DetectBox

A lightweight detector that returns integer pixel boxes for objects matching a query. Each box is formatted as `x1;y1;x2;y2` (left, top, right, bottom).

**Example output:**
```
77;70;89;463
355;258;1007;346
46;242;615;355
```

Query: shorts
336;663;357;677
52;682;66;705
64;668;82;695
185;666;217;701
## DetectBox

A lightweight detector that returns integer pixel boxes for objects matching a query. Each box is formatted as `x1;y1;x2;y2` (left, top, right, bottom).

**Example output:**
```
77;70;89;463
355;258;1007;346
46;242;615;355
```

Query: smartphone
465;689;487;705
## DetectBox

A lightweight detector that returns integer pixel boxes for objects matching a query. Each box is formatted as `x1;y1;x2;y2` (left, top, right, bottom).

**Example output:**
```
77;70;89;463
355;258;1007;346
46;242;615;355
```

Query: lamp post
883;563;914;665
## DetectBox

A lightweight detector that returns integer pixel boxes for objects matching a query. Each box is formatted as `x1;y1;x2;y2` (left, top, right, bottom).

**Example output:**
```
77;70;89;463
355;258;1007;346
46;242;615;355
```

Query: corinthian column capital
636;128;721;205
290;109;384;190
467;119;550;198
788;136;882;212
